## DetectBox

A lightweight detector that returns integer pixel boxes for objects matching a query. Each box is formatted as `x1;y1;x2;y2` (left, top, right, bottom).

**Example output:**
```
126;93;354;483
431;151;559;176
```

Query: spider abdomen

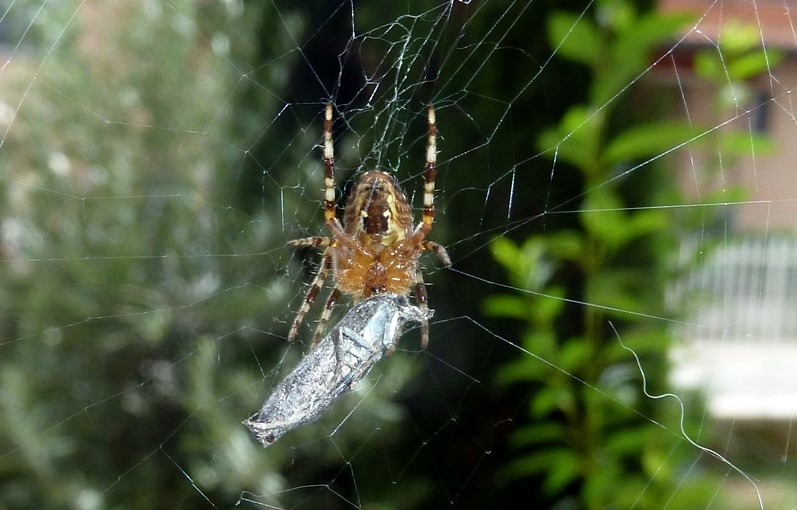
333;247;416;300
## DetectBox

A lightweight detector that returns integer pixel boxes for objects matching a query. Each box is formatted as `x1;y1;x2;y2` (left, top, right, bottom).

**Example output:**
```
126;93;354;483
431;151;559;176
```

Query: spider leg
288;248;331;343
323;103;346;238
406;105;439;246
421;240;451;267
287;236;331;248
421;105;437;234
311;287;341;350
323;104;336;223
405;106;444;351
413;271;431;349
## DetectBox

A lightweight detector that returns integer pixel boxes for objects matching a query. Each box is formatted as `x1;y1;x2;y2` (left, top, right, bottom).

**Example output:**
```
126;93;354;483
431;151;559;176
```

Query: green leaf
521;330;559;359
537;105;603;174
543;450;581;494
501;448;549;479
543;230;584;262
496;334;558;387
603;329;671;362
559;337;594;372
702;184;749;205
693;50;724;81
717;20;762;54
607;423;656;455
592;12;693;105
614;11;694;57
494;358;542;386
628;209;668;239
490;236;555;291
509;423;567;448
583;459;624;507
719;131;776;158
517;237;556;291
490;236;520;273
728;50;783;80
482;293;529;320
580;189;629;250
586;270;649;316
531;385;575;418
547;11;599;67
530;285;566;325
603;122;701;166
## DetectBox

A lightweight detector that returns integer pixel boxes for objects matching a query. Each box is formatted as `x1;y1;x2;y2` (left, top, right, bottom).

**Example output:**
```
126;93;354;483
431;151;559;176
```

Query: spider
287;103;451;349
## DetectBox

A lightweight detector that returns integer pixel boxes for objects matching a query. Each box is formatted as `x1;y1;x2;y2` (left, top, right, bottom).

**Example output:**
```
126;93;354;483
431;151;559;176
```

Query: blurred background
1;0;796;508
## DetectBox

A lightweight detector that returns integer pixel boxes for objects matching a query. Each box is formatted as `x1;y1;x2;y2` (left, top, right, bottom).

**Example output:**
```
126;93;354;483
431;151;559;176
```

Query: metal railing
673;234;797;343
669;233;797;418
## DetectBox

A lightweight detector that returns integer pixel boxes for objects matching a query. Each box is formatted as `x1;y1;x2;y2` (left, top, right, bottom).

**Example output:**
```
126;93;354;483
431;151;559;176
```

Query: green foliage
1;0;455;505
693;21;782;84
680;21;782;233
0;2;416;508
486;1;727;508
0;4;269;508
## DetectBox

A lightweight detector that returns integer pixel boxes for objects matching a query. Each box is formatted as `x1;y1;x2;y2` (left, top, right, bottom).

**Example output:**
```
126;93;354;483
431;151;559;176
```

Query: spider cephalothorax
344;170;412;248
287;104;450;349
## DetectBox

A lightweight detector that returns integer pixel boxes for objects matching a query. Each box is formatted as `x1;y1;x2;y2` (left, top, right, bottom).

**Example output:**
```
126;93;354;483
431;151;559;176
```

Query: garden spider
287;103;451;349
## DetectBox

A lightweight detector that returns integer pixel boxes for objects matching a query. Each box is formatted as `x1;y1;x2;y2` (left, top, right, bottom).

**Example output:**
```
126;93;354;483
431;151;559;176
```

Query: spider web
1;0;796;508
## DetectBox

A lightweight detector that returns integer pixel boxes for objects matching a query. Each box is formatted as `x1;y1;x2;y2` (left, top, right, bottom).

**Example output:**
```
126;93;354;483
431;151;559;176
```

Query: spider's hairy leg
406;106;443;248
287;236;331;248
414;273;431;349
421;105;438;233
321;103;347;240
312;287;341;350
323;103;339;227
288;249;331;342
421;240;451;267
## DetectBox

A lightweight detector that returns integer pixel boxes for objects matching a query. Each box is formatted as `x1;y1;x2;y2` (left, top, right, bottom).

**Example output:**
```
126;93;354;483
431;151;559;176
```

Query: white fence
672;234;797;343
669;234;797;419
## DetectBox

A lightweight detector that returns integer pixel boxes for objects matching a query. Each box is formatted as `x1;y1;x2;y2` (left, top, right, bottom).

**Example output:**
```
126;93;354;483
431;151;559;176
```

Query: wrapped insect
244;293;431;447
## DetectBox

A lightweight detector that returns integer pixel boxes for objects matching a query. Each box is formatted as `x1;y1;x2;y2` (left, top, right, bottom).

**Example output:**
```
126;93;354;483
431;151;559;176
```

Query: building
658;0;797;420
